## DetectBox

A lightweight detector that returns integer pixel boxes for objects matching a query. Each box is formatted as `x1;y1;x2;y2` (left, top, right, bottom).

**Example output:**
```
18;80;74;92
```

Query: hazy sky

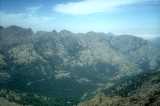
0;0;160;38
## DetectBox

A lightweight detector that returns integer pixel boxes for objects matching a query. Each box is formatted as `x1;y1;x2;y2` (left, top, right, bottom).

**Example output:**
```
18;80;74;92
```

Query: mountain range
0;25;160;106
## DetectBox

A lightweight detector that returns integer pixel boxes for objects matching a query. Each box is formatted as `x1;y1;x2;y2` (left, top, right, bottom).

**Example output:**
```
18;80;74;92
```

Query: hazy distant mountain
0;26;160;106
151;37;160;48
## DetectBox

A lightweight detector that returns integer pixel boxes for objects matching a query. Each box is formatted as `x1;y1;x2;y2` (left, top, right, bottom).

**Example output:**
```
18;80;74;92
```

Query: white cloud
0;7;57;31
54;0;145;15
26;6;42;15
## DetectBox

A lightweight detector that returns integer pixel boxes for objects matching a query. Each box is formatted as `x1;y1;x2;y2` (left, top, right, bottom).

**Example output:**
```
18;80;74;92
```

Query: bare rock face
0;97;22;106
0;25;33;51
8;44;42;64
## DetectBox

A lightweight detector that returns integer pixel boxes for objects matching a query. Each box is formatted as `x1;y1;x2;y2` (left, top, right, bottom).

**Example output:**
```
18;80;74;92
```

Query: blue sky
0;0;160;38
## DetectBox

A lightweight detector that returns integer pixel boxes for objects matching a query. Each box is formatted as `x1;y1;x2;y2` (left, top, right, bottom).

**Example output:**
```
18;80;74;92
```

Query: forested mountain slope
78;70;160;106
